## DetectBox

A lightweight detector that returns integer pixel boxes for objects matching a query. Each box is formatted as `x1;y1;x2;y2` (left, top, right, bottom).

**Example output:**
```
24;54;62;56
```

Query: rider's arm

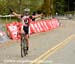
32;13;43;18
12;12;21;19
9;8;21;19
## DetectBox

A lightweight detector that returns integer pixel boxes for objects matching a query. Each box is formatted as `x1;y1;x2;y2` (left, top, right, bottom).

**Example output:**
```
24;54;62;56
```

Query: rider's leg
25;34;29;46
25;34;29;50
21;26;24;33
23;26;29;50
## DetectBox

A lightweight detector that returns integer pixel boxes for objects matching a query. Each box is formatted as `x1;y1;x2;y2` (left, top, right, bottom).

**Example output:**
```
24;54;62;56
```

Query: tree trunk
40;0;51;16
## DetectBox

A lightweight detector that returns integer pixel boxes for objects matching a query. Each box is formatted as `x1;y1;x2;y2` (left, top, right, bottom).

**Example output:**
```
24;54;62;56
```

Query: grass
0;17;19;24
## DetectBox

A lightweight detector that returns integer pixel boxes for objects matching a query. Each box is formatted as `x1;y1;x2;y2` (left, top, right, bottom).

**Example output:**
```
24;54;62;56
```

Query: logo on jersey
24;18;29;24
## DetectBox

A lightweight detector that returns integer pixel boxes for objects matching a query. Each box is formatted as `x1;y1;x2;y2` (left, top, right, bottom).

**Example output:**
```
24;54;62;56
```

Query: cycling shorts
23;26;29;35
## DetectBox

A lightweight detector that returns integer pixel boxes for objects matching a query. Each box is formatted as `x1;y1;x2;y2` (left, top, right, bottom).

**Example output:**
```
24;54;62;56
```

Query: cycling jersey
20;15;31;34
21;15;30;27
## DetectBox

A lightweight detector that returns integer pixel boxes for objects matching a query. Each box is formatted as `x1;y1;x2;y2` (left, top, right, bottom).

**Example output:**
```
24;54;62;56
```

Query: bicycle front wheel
21;34;28;57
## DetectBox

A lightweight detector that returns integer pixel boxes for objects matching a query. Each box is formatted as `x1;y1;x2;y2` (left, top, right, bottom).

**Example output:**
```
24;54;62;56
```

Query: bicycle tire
21;33;28;57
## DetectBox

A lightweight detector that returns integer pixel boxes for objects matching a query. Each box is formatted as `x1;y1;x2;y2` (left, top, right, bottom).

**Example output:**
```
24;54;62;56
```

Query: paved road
43;38;75;64
0;19;75;64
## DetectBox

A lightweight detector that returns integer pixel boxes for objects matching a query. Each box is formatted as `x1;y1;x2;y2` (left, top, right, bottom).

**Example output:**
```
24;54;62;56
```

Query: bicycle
20;33;28;57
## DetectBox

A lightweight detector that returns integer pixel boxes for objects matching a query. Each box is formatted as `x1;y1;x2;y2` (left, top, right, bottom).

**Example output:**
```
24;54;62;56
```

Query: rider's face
24;11;29;15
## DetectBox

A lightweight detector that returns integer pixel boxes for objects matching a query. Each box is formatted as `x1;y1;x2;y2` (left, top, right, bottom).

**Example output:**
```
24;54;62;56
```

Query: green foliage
40;0;51;16
65;11;74;15
0;0;8;15
0;0;70;15
55;0;66;15
0;0;44;15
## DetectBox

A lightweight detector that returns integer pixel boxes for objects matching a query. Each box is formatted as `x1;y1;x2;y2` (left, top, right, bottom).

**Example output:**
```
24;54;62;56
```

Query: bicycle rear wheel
21;34;28;57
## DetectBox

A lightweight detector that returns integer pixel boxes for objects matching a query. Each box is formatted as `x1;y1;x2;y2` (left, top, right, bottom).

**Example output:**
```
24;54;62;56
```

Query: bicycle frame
21;33;28;57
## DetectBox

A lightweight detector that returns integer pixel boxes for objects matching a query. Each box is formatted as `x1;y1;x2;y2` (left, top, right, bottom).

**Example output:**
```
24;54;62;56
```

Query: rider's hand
9;8;13;14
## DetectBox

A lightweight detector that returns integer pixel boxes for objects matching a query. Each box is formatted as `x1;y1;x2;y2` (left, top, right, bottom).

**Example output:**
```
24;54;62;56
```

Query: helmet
24;8;30;15
24;8;30;12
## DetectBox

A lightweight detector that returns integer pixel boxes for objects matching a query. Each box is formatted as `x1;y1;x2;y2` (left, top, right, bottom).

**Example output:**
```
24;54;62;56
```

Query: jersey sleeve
29;15;35;21
29;16;33;19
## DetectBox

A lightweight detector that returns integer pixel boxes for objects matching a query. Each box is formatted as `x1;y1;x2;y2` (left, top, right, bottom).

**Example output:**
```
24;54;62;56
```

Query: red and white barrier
6;23;18;39
30;18;59;34
6;18;59;40
0;31;5;36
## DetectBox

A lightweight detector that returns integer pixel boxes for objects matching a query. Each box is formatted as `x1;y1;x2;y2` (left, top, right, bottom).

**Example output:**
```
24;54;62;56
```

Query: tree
0;0;44;15
55;0;66;15
40;0;51;16
0;0;8;15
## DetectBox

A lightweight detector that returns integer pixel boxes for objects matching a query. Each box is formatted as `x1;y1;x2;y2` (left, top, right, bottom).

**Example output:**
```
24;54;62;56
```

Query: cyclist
9;8;43;51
